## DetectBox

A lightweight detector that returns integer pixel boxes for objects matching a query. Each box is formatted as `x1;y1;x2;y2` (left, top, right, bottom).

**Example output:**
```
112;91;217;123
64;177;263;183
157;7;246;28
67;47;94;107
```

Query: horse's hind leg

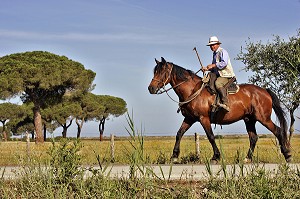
171;118;194;163
244;118;258;163
260;119;291;161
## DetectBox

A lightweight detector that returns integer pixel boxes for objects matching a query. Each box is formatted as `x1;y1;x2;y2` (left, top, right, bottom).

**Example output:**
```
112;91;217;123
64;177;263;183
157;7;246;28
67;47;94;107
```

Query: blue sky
0;0;299;137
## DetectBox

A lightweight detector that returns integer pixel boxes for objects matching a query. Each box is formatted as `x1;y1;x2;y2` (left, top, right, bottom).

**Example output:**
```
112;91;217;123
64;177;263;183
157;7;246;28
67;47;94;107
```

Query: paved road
1;164;299;180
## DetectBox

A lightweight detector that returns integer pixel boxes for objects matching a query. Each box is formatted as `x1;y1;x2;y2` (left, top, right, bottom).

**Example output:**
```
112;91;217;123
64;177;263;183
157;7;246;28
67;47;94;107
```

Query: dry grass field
0;134;299;166
1;134;300;198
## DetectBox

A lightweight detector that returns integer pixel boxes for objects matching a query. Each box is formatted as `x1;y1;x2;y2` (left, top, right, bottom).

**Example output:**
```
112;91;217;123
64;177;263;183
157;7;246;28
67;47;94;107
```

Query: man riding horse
203;36;235;112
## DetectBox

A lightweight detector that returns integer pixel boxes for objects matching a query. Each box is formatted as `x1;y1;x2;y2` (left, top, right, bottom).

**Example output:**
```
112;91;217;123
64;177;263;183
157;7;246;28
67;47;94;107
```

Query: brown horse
148;57;291;163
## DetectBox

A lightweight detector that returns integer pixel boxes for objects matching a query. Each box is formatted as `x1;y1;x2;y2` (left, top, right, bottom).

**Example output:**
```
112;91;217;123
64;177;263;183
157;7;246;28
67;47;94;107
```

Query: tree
46;100;82;138
41;106;61;140
94;95;127;141
0;102;27;141
7;103;35;139
237;29;300;141
0;51;95;143
74;92;105;138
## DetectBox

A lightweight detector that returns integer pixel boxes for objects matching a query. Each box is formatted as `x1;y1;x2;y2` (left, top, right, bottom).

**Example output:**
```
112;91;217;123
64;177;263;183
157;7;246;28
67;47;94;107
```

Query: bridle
151;62;174;94
151;62;205;106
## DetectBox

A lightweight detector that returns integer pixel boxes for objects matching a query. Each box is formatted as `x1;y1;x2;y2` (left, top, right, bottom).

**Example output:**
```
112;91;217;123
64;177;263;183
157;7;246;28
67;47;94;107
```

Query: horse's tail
266;88;288;145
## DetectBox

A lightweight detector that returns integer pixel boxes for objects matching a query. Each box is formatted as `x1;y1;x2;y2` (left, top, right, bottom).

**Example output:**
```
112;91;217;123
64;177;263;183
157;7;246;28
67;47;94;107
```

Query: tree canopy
0;51;96;143
237;29;300;139
94;95;127;141
0;102;28;141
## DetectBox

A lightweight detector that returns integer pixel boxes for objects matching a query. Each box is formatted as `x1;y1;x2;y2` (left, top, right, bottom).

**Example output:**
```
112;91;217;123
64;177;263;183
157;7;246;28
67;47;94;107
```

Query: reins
154;62;205;106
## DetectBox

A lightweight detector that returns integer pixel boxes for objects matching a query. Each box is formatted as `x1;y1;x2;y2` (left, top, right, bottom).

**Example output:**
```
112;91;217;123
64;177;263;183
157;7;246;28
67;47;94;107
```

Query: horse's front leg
171;117;195;163
200;116;220;164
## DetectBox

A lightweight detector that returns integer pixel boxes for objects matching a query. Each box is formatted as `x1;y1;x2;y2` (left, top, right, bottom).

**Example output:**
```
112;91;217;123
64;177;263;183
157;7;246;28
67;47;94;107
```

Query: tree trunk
62;126;67;138
99;117;106;141
1;120;7;141
43;124;47;141
33;106;44;144
76;118;84;139
61;119;73;138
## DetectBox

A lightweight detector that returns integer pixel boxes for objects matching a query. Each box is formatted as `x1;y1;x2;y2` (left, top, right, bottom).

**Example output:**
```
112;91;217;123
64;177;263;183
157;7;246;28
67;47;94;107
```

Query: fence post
26;131;30;159
194;133;200;157
110;134;115;162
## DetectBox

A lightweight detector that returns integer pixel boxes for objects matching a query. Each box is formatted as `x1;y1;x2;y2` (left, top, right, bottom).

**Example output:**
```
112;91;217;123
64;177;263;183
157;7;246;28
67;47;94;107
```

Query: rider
203;36;235;112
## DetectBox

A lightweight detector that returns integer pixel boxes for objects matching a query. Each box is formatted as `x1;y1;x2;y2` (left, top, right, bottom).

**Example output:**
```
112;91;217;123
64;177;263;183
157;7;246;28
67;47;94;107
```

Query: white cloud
0;29;199;46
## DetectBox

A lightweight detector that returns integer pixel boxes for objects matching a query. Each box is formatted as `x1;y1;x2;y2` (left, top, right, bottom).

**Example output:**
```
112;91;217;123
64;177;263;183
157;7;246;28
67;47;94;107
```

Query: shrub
156;151;168;164
181;152;200;164
48;139;84;185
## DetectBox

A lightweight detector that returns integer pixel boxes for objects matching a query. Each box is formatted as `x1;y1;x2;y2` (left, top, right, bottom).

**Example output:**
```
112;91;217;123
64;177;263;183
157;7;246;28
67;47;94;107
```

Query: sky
0;0;299;138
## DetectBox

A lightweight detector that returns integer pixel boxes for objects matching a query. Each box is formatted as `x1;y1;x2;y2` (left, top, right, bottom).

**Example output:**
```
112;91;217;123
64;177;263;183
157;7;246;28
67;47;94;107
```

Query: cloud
0;29;198;46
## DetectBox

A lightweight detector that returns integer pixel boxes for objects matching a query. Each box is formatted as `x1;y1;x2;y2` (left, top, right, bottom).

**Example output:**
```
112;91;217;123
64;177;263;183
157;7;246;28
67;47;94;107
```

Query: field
1;134;300;198
1;134;300;166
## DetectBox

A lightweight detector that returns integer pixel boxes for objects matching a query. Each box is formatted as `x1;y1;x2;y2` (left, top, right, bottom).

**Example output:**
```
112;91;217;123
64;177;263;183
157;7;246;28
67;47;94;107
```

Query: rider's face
209;44;220;52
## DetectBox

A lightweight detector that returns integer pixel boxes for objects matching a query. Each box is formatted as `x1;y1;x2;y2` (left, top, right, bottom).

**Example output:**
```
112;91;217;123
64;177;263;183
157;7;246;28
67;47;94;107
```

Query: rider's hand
202;67;209;72
205;64;216;71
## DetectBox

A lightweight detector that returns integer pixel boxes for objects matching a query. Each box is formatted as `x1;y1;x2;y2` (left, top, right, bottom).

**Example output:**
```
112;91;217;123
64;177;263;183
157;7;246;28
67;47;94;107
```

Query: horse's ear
161;57;166;64
155;58;159;64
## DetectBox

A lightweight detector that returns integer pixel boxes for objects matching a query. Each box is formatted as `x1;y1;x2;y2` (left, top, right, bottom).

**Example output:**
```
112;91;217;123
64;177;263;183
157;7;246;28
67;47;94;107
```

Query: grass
1;134;300;166
0;113;300;198
0;135;300;166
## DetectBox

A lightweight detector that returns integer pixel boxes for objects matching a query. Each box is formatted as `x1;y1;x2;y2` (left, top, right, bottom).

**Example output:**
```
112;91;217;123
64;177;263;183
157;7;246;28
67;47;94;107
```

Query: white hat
207;36;222;46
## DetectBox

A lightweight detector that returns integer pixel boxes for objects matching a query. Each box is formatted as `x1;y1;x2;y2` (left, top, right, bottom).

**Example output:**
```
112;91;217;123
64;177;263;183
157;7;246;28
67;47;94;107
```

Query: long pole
193;47;204;75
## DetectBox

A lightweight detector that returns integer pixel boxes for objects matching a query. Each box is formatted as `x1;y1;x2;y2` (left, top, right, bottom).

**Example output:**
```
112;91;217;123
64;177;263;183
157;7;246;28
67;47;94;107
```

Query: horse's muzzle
148;85;158;94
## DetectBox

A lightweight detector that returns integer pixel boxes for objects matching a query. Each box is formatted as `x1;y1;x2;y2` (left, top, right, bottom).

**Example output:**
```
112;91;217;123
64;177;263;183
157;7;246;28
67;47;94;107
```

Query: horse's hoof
171;158;180;164
243;158;252;164
286;156;293;163
210;159;218;165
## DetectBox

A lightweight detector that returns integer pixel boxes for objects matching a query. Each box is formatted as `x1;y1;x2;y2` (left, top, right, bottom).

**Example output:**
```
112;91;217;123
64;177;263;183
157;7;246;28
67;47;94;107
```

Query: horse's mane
172;63;196;80
154;62;196;81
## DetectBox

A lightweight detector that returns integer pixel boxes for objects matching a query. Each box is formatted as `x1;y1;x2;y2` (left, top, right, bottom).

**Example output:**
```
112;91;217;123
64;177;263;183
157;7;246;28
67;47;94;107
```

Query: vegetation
1;134;300;166
0;103;28;141
0;51;127;142
0;51;96;143
0;115;300;198
237;29;300;140
95;95;127;141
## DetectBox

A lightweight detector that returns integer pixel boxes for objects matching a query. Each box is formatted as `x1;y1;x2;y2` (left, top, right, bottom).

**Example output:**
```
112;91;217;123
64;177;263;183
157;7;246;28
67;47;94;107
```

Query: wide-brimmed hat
207;36;222;46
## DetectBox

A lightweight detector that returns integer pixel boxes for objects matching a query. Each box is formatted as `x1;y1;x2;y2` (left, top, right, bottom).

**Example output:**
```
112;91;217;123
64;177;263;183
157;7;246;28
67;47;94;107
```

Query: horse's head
148;57;173;94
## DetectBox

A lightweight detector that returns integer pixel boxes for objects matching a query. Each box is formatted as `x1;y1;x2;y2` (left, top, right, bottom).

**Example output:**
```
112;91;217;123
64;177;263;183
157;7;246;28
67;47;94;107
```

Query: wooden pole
110;134;115;162
26;131;30;160
194;133;200;157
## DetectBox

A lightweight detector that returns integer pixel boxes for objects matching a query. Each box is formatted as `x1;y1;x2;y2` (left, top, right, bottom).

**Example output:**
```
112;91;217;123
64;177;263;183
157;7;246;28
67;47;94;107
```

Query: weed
181;152;200;164
156;151;168;164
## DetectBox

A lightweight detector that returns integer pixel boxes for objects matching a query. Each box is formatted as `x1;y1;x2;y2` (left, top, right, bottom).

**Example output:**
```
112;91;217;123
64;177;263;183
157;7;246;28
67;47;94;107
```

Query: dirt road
1;163;299;180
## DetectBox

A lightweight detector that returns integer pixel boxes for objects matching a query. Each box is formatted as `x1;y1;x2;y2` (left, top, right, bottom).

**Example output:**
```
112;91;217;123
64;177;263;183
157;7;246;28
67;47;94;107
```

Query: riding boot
218;87;230;112
207;72;217;94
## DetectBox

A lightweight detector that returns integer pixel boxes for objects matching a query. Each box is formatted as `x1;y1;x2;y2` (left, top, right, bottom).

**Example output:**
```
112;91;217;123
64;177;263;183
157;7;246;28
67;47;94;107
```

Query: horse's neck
171;76;202;100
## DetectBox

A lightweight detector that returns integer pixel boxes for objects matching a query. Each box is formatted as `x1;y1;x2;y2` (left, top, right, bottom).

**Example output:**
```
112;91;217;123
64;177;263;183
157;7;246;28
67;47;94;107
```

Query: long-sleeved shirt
213;47;229;70
210;47;235;78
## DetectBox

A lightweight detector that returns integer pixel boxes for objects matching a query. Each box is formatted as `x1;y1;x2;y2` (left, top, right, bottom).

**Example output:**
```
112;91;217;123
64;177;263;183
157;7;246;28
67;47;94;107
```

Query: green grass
0;113;300;198
0;134;299;166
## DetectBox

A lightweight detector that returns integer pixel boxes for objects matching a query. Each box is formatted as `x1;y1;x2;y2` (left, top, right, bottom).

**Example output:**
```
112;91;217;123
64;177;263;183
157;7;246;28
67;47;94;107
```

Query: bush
156;151;168;164
48;139;84;185
180;152;200;164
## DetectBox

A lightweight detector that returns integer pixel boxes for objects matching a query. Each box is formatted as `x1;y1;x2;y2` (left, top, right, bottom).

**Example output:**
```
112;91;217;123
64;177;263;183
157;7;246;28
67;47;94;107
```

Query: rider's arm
215;50;229;70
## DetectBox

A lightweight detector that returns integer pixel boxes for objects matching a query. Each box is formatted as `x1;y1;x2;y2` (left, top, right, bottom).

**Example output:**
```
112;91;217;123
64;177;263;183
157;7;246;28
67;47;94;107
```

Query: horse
148;57;291;163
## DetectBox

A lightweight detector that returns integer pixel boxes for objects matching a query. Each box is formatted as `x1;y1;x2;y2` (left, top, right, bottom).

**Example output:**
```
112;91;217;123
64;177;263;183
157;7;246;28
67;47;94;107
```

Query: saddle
203;73;239;123
203;73;239;95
